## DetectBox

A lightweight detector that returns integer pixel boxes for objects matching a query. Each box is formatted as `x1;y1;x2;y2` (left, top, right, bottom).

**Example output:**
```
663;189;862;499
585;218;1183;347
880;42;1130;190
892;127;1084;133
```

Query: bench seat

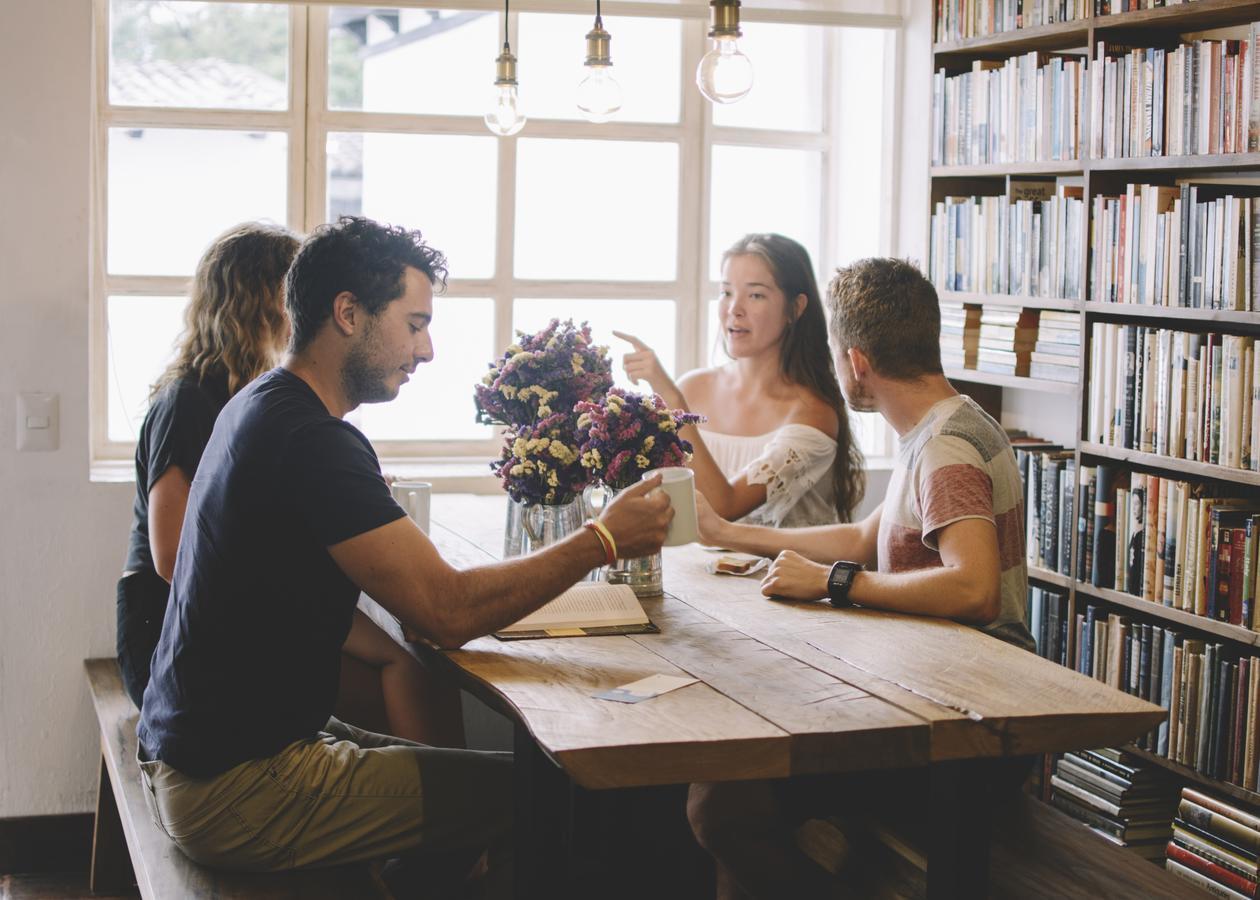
85;658;390;899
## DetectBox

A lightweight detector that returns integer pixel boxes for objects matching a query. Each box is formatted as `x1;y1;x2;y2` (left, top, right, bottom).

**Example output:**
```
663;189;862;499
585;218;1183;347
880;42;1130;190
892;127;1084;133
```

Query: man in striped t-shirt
688;258;1033;899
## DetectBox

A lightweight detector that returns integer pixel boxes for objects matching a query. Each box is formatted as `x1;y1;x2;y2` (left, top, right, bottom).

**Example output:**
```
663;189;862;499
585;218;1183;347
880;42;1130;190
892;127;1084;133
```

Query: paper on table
594;673;699;704
498;582;649;634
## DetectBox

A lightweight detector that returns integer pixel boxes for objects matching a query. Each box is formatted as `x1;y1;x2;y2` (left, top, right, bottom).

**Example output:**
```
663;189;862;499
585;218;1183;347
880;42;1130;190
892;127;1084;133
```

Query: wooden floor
0;871;137;899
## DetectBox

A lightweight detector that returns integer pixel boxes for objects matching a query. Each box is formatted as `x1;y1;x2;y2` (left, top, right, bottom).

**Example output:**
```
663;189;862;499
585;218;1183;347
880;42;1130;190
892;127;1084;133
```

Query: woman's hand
695;491;726;547
613;331;684;408
760;550;830;601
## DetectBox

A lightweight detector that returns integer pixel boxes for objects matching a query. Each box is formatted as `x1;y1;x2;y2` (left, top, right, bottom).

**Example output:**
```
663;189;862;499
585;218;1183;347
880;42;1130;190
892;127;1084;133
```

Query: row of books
929;185;1085;298
1080;465;1260;628
1049;748;1179;858
942;306;1080;379
931;52;1087;166
1062;604;1260;790
1091;35;1260;160
933;0;1087;44
1167;787;1260;898
1090;182;1260;311
1088;325;1260;470
1021;448;1076;574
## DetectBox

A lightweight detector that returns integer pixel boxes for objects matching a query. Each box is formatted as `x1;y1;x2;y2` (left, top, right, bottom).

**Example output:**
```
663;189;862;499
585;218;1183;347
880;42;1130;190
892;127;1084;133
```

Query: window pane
109;1;289;110
515;139;678;280
328;8;496;115
327;132;497;279
107;295;188;442
108;127;288;276
350;297;495;442
710;23;823;132
519;14;681;123
835;28;887;266
708;145;821;281
513;299;676;393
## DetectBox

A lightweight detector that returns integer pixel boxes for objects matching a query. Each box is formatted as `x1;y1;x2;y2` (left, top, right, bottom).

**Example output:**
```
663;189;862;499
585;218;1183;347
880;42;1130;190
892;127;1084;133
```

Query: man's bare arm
699;493;882;569
759;516;1002;625
329;478;672;648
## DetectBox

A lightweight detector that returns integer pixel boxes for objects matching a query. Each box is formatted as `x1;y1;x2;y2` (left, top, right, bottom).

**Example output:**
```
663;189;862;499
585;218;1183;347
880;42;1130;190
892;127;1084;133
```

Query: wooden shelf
1079;441;1260;487
933;21;1090;61
1074;581;1260;649
1082;301;1260;328
941;291;1081;311
1089;152;1260;174
1029;565;1072;589
945;366;1078;394
931;161;1084;178
1121;743;1260;811
1095;0;1260;35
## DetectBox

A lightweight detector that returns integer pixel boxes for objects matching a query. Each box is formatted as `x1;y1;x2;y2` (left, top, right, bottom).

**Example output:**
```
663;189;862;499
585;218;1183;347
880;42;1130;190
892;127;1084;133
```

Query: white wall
0;1;137;816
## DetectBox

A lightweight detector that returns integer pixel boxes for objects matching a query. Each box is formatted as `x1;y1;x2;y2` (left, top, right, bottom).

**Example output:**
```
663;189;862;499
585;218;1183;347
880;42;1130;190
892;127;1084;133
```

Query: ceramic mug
390;480;432;535
643;467;699;546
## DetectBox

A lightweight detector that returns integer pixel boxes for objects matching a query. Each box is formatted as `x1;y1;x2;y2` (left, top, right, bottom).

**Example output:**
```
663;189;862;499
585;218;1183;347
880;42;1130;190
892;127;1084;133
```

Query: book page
499;582;648;633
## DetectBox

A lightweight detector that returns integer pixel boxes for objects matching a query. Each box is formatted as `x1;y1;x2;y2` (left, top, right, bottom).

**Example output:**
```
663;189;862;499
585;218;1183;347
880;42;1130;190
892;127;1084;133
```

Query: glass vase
503;494;600;581
595;484;664;598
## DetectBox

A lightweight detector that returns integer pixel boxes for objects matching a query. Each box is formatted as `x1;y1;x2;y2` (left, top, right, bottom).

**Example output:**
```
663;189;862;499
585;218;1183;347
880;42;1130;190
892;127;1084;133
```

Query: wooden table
379;495;1166;898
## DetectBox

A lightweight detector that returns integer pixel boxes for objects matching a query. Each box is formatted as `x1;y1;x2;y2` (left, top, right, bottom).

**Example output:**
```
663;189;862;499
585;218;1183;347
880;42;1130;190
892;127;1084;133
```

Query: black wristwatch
826;561;863;607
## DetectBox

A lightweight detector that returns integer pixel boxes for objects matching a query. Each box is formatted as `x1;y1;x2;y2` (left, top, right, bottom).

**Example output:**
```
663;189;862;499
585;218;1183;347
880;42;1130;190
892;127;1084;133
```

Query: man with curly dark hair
136;217;673;893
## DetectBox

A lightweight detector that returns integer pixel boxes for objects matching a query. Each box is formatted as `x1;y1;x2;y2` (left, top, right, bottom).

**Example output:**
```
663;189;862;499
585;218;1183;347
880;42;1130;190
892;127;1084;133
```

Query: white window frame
91;0;902;466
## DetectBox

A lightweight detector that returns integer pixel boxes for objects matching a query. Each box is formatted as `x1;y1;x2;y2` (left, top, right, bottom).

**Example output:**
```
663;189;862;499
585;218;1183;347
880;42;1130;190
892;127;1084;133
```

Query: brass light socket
585;20;613;67
494;45;518;86
707;0;741;39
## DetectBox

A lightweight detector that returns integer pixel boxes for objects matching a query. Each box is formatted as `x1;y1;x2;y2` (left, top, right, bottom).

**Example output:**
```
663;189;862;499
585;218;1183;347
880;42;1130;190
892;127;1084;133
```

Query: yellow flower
577;412;592;428
500;384;517;399
481;372;495;386
506;344;523;355
642;435;655;451
508;351;532;367
548;470;559;488
658;418;676;433
635;454;650;469
571;352;585;374
581;449;602;469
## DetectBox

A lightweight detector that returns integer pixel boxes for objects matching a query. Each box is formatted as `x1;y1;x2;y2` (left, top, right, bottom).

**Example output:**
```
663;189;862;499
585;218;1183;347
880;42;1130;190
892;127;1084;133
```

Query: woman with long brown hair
615;233;864;527
116;222;461;746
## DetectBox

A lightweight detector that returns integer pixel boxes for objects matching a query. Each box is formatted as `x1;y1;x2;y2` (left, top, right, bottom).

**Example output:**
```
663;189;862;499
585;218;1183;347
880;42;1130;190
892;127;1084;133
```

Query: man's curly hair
285;216;448;352
826;257;943;380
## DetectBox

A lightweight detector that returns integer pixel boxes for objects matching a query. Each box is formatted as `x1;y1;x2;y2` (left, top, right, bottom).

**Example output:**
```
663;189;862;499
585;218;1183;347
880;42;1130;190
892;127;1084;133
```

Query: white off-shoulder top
699;424;839;528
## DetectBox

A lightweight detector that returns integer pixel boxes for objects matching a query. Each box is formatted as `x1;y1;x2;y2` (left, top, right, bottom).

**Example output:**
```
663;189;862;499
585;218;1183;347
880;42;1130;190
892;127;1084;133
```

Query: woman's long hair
721;234;865;521
153;222;301;398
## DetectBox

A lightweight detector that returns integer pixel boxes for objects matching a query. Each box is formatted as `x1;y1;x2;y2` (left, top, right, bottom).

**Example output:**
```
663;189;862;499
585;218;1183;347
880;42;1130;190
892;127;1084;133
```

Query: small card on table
594;673;699;704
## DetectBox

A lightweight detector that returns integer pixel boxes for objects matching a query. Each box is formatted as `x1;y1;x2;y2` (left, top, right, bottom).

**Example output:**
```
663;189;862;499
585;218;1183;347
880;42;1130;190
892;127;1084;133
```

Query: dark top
138;368;405;777
124;373;229;574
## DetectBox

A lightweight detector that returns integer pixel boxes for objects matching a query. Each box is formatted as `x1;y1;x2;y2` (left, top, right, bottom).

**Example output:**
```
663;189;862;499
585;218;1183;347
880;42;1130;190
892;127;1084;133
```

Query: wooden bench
844;792;1215;899
85;658;391;899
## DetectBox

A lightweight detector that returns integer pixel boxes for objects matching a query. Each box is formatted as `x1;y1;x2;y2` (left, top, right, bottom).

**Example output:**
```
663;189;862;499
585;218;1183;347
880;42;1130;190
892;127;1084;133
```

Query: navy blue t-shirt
138;367;405;777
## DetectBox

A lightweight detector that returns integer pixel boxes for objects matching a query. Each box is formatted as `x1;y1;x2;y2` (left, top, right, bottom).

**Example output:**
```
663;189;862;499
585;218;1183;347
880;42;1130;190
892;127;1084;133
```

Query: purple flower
575;388;704;490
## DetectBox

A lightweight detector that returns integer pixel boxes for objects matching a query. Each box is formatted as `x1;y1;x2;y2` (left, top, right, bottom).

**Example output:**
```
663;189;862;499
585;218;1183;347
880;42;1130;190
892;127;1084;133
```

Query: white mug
391;480;432;535
643;467;699;547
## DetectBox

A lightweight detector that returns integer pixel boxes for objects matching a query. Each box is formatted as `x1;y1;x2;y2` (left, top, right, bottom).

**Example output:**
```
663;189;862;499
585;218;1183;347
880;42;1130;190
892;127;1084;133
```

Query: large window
94;0;897;462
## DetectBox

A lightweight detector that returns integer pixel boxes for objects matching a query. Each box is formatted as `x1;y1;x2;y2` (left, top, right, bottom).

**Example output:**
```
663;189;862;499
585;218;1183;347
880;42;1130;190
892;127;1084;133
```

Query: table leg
926;759;992;900
514;723;573;898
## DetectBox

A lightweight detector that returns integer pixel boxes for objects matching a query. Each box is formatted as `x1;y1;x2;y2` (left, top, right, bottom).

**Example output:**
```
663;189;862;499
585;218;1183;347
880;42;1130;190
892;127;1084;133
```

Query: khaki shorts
138;717;512;872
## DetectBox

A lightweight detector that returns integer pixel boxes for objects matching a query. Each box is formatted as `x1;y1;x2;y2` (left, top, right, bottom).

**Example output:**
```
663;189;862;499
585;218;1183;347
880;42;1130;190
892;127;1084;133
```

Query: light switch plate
17;392;59;451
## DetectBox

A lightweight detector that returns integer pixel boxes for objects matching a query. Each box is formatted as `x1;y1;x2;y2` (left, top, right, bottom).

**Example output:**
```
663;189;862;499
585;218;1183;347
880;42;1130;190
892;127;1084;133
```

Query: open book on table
494;582;659;640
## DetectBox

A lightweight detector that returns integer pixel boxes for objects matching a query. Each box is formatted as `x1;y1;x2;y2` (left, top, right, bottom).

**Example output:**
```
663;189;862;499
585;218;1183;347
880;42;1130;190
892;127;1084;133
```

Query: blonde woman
116;222;460;746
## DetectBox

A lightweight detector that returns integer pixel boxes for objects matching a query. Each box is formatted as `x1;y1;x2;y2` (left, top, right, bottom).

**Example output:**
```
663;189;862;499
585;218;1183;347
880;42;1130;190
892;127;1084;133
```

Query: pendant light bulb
577;14;621;123
485;3;526;137
696;0;753;105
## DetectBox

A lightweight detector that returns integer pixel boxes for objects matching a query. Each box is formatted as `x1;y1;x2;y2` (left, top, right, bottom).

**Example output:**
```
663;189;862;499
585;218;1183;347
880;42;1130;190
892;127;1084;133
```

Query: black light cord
503;0;510;50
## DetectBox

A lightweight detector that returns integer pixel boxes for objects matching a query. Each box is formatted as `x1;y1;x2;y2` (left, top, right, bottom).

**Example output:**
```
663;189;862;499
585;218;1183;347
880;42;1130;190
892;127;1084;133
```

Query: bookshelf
931;0;1260;850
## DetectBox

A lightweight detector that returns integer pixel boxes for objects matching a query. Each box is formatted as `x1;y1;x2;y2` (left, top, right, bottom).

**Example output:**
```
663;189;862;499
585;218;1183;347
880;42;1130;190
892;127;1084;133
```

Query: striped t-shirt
878;394;1035;651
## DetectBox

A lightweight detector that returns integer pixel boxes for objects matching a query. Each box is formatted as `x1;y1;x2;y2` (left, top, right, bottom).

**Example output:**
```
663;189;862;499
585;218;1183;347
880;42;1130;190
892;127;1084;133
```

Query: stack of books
939;302;981;370
932;51;1086;167
1089;182;1260;312
1168;788;1260;898
1091;32;1260;161
1018;445;1074;575
1050;748;1179;859
929;185;1084;299
935;0;1087;44
977;307;1039;376
1089;325;1259;470
1029;311;1080;383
